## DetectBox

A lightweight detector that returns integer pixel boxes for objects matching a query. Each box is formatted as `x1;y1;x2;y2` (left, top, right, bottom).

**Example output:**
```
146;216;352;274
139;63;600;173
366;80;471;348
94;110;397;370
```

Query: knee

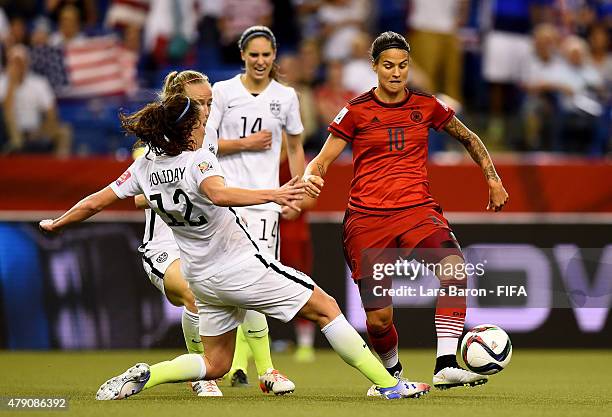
182;291;197;314
366;311;393;334
316;293;341;326
205;356;233;380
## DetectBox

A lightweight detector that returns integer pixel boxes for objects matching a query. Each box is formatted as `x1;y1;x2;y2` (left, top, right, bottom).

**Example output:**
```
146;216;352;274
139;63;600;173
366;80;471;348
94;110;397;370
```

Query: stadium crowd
0;0;610;156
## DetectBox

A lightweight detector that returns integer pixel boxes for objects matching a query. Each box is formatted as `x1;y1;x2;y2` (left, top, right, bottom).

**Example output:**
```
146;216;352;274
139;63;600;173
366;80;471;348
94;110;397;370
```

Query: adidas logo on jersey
370;116;380;124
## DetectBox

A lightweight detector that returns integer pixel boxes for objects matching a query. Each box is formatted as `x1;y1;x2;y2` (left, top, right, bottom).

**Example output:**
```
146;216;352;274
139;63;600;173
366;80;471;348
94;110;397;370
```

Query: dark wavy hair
370;31;411;63
120;94;201;157
238;25;279;80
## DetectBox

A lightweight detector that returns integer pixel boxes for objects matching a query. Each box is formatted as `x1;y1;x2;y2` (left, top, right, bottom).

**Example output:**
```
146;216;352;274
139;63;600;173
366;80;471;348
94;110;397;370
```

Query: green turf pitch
0;349;610;417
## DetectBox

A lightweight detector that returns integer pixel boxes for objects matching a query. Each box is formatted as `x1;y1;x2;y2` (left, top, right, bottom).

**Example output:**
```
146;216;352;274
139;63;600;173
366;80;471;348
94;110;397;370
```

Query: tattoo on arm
444;117;500;182
316;162;326;177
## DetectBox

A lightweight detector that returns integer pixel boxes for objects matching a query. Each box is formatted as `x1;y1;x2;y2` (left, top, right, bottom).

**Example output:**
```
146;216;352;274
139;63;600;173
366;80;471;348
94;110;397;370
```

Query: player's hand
487;181;509;212
244;130;272;151
281;205;301;220
274;176;305;212
39;219;58;235
302;174;324;198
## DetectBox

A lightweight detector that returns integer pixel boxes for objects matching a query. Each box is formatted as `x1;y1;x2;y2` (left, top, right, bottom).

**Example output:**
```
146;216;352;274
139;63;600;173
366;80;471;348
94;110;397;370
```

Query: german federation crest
270;100;281;116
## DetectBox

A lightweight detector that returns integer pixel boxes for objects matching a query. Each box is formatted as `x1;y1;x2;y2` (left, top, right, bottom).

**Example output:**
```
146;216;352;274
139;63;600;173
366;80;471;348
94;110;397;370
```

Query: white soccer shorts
141;247;181;295
190;254;315;337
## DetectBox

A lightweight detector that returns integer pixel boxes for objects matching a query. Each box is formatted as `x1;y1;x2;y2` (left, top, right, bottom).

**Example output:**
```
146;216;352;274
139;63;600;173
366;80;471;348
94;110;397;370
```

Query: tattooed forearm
483;166;498;182
444;117;500;182
316;163;326;177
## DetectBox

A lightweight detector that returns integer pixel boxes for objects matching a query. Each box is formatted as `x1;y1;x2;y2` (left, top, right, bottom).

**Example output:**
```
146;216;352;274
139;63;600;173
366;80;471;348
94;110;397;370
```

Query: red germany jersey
328;88;454;214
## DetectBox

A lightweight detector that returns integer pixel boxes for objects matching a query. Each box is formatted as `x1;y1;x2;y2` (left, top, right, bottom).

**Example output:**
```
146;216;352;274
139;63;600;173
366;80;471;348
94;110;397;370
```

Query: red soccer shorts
343;203;463;310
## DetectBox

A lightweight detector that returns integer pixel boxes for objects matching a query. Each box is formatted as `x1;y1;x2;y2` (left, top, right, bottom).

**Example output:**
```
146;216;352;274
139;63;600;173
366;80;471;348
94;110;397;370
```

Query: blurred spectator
0;45;72;156
342;31;376;94
298;38;323;86
558;0;598;37
105;0;150;31
198;0;222;48
144;0;200;66
315;60;354;143
31;16;51;47
49;4;86;47
278;53;318;144
318;0;369;61
293;0;322;39
520;23;567;150
5;16;29;48
481;0;556;147
588;23;612;90
407;0;468;101
29;17;69;93
217;0;272;64
46;0;97;30
556;35;605;152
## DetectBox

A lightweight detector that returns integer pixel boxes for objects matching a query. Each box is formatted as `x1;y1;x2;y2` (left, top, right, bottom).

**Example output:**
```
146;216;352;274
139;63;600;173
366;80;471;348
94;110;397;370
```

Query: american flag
30;35;137;98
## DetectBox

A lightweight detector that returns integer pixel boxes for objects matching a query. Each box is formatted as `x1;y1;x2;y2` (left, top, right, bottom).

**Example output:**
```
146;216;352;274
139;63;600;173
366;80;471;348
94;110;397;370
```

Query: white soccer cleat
433;367;489;390
370;379;431;400
258;369;295;395
95;363;150;400
191;380;223;397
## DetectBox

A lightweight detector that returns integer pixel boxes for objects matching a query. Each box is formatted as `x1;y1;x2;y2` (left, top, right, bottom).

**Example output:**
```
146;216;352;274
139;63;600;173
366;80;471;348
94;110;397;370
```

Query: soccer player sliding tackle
302;31;509;393
40;92;430;400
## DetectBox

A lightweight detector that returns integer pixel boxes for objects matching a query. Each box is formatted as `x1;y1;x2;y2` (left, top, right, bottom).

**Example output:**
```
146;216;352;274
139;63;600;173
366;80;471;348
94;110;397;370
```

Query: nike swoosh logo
191;339;202;344
228;104;238;109
247;328;267;333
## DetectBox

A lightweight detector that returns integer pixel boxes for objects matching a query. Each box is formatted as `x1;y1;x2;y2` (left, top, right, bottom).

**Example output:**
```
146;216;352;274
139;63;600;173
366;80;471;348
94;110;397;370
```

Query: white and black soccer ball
461;324;512;375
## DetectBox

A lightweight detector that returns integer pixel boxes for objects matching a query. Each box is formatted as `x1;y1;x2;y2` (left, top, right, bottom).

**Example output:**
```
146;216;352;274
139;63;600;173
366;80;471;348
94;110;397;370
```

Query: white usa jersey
140;208;176;254
110;148;258;281
205;75;304;212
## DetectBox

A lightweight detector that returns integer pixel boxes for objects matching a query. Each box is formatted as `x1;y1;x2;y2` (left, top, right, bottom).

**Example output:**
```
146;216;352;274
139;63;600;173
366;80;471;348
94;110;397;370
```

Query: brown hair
160;70;209;99
370;31;411;63
120;94;201;156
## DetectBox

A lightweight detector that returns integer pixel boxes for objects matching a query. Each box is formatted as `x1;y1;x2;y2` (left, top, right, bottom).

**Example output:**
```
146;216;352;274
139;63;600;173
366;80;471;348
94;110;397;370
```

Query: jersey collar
370;87;411;108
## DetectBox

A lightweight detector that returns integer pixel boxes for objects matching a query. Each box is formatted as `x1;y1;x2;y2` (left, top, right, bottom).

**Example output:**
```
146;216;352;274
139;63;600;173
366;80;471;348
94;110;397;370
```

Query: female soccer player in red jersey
303;31;509;392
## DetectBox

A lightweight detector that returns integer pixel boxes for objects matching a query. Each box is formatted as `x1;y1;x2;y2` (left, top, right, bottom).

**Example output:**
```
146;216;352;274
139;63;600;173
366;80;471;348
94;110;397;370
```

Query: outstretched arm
302;134;347;197
444;116;509;211
39;187;119;233
200;176;305;212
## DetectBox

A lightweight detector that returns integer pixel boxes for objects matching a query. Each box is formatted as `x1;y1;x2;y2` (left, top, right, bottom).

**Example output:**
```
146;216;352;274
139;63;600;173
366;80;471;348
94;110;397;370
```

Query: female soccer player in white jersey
135;69;294;396
136;70;295;396
39;93;430;401
205;26;310;381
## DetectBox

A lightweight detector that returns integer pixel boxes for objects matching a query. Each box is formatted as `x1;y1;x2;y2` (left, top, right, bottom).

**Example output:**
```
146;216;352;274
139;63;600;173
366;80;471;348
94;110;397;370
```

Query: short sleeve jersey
328;88;454;214
205;75;304;212
110;148;257;280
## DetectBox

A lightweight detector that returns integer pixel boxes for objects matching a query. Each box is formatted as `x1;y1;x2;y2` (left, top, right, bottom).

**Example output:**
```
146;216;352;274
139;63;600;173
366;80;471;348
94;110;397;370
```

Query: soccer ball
461;324;512;375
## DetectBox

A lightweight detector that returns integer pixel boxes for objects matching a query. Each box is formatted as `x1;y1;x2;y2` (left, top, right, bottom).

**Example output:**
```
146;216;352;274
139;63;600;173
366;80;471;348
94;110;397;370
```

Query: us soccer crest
269;100;281;116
